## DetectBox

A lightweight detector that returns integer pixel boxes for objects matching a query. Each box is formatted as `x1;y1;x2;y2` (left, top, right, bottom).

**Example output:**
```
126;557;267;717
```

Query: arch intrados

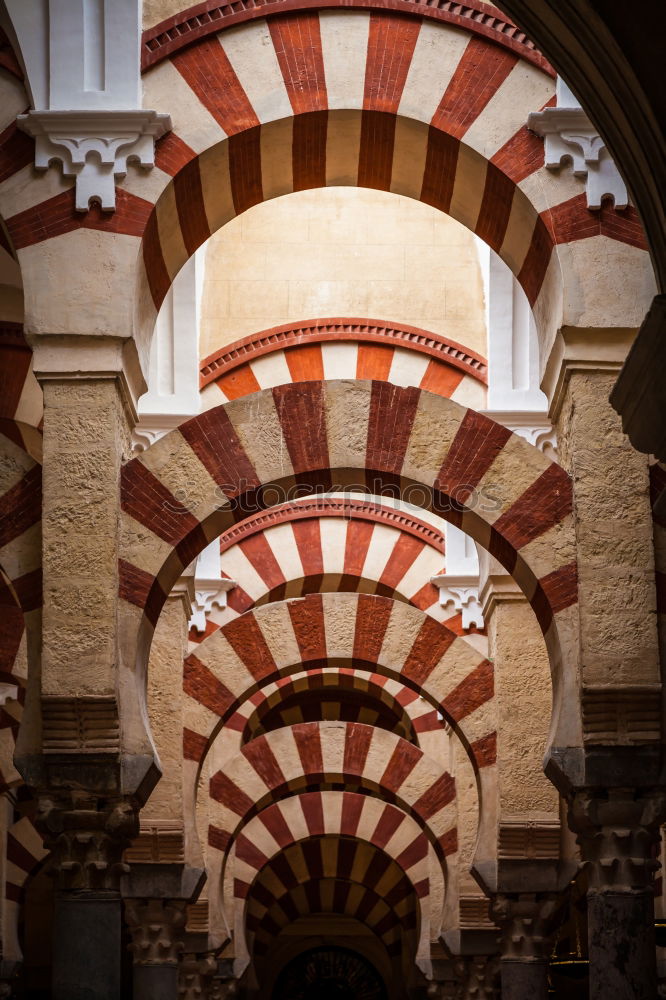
240;671;422;746
217;493;446;555
217;792;440;967
247;876;416;957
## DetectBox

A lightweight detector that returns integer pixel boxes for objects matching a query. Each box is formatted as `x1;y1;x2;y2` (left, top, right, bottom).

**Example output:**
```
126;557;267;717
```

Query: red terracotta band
142;0;554;75
218;495;446;555
200;318;488;388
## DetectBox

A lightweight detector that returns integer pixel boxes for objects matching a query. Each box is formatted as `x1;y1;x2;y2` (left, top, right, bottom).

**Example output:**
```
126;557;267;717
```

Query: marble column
568;787;665;1000
36;794;138;1000
126;898;188;999
491;894;557;1000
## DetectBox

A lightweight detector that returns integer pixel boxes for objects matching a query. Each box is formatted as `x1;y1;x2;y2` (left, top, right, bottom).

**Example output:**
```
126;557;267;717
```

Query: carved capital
568;787;666;892
17;109;171;212
36;793;139;890
453;956;499;1000
125;898;187;966
527;106;628;210
178;953;218;999
491;893;558;962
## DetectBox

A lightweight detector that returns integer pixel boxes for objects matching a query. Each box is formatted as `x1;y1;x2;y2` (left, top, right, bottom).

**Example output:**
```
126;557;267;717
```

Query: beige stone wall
199;188;487;360
489;594;557;817
145;594;189;820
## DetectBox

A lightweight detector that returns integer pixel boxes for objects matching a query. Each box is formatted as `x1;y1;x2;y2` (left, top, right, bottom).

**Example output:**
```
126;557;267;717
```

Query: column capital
26;332;147;423
568;786;666;892
125;897;188;967
491;892;559;963
541;326;636;421
453;955;499;1000
178;952;218;999
35;792;139;891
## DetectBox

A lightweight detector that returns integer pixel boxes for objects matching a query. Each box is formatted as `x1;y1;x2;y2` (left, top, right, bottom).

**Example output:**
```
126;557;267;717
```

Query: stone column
15;339;159;999
543;329;666;998
126;897;188;999
568;787;665;1000
491;894;557;1000
36;794;138;1000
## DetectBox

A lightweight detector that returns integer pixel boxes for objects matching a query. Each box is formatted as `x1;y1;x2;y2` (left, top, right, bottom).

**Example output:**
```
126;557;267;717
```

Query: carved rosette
178;953;218;999
568;788;666;893
491;893;558;963
36;794;139;891
125;898;188;967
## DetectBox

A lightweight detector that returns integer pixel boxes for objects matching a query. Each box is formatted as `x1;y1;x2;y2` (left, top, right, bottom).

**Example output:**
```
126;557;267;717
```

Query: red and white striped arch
182;592;495;772
0;6;649;371
189;495;460;645
207;721;458;863
193;666;458;783
235;668;441;747
222;791;439;964
242;837;421;959
119;382;578;757
0;425;42;789
3;814;48;966
133;8;648;352
199;319;488;413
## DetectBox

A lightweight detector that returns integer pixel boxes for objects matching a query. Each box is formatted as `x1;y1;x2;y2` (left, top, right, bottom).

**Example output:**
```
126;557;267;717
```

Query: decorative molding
568;787;666;892
132;414;197;454
498;819;560;860
431;574;483;629
482;410;556;458
17;109;171;213
541;326;636;422
491;893;558;962
125;820;185;865
200;318;488;388
186;900;209;934
581;685;662;744
142;0;554;74
459;896;494;930
125;898;188;967
219;496;445;556
36;794;138;891
189;578;237;634
41;696;119;753
527;105;628;210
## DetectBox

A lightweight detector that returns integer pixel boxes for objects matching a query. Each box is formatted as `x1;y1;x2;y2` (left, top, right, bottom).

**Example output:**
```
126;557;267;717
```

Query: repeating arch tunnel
0;0;662;997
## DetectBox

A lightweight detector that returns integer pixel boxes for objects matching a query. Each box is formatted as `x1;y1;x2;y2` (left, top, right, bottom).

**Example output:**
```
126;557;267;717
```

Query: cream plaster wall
199;187;487;360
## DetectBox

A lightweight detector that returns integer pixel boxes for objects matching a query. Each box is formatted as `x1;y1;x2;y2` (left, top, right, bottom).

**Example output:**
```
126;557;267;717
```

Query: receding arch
189;494;448;637
238;669;428;746
206;721;458;863
243;837;421;959
119;381;578;789
182;593;494;774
